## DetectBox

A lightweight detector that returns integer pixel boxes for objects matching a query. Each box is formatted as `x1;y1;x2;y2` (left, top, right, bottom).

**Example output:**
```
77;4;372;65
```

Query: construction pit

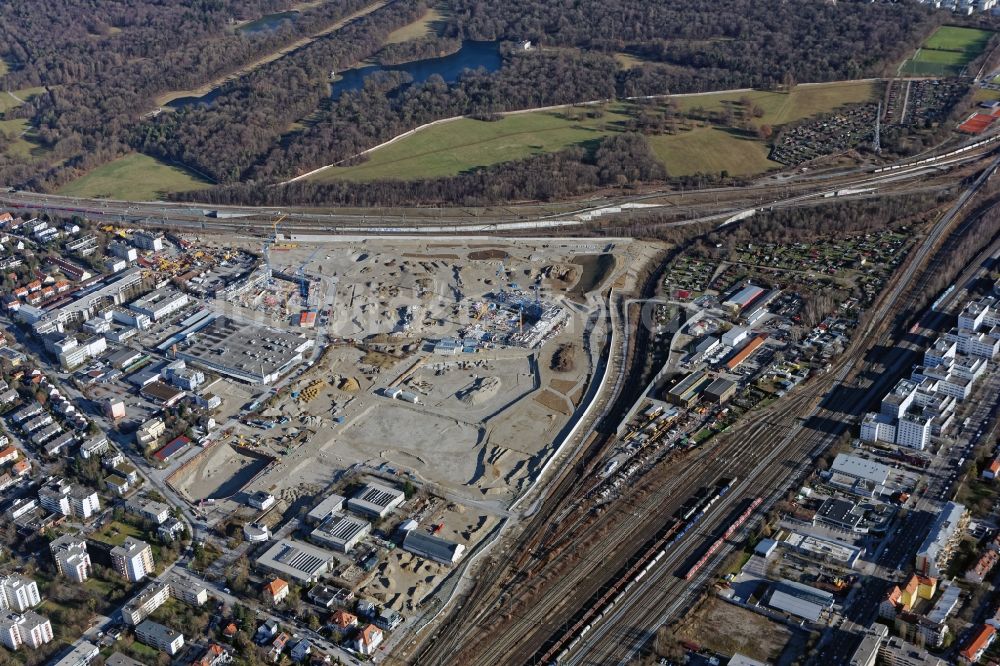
172;237;652;515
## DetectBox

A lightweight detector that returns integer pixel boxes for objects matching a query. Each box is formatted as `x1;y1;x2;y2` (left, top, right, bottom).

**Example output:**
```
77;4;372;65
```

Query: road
403;150;1000;665
561;154;1000;666
0;133;995;238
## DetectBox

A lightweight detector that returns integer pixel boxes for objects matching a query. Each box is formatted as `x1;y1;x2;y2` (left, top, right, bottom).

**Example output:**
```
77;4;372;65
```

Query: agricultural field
900;25;994;76
58;152;213;200
314;81;869;182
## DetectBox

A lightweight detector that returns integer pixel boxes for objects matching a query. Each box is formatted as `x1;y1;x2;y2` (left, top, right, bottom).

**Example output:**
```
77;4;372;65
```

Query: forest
0;0;947;203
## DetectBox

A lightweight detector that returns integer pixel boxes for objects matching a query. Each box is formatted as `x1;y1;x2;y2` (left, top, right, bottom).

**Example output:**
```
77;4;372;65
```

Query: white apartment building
38;479;101;519
111;538;154;583
50;536;91;583
0;576;40;612
0;612;52;650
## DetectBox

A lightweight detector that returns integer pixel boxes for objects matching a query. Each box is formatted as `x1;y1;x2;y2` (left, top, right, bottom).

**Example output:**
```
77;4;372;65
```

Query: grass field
671;80;876;126
901;25;995;76
91;520;144;547
58;153;213;200
924;25;994;53
0;118;49;160
647;127;779;176
384;6;445;44
0;86;46;114
613;52;647;69
312;81;868;182
312;107;633;181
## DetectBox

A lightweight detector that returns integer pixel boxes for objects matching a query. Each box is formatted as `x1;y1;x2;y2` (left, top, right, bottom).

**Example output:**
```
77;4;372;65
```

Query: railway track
555;154;1000;666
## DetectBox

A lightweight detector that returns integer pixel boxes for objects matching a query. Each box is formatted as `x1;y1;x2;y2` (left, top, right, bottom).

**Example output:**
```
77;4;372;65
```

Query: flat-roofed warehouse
703;377;736;404
402;530;466;565
173;316;313;384
766;578;834;622
255;538;335;583
347;482;405;519
665;369;712;408
310;513;370;553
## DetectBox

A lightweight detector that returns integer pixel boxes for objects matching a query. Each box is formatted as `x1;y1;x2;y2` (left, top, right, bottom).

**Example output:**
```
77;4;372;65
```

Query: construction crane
263;213;287;283
298;246;321;307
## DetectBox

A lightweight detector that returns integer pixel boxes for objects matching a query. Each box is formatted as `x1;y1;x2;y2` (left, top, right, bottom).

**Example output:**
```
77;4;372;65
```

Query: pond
237;10;300;35
331;40;502;99
166;40;501;110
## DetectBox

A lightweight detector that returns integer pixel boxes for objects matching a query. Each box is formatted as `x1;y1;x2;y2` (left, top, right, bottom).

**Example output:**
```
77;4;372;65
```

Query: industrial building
129;287;189;321
347;482;405;519
255;539;335;583
813;497;867;533
766;578;835;622
172;316;313;384
310;513;371;553
724;334;768;371
402;530;466;566
666;369;711;408
702;377;736;404
306;494;346;524
827;453;889;497
722;284;765;312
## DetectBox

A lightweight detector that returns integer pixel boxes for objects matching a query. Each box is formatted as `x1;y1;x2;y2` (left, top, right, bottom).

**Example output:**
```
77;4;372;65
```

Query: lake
166;40;502;110
332;40;501;99
237;10;299;35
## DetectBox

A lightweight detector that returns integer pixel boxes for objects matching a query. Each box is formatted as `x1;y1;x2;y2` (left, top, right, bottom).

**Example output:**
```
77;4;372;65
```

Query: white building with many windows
50;536;91;583
0;576;40;612
0;612;52;650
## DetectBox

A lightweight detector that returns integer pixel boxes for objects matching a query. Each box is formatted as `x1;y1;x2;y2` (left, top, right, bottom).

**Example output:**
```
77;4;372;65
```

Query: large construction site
158;236;650;618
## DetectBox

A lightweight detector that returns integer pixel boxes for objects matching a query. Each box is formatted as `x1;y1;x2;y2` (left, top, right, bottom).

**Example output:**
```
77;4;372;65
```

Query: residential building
330;610;358;636
0;612;52;650
0;575;40;612
50;535;91;582
265;578;289;605
192;643;232;666
110;537;154;582
352;624;383;656
50;640;100;666
916;503;969;577
960;624;996;663
878;634;946;666
135;620;184;655
38;479;100;519
850;623;888;666
124;497;171;525
121;581;171;626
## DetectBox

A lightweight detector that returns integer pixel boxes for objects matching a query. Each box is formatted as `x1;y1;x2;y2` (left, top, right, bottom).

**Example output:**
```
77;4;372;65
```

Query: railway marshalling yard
166;235;651;614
